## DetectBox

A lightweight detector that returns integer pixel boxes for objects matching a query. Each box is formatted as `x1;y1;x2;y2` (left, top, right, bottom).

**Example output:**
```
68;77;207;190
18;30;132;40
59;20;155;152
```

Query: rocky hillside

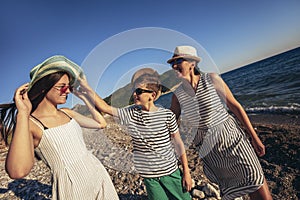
72;69;179;114
103;69;180;108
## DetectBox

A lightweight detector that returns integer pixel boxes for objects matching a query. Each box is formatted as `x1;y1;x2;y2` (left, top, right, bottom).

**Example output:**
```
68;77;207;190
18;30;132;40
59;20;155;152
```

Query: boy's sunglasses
53;85;73;93
133;88;153;95
169;58;186;67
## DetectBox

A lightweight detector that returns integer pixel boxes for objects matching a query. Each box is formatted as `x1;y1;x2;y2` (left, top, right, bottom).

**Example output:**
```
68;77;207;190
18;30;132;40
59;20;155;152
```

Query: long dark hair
0;72;68;145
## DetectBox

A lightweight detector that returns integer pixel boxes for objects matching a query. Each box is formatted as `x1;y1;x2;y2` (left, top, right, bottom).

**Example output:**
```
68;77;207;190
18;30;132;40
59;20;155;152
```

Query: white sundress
30;111;119;200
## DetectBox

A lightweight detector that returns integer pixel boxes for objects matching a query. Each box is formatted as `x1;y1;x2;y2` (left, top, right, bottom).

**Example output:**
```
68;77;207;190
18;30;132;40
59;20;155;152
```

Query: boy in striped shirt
79;68;192;200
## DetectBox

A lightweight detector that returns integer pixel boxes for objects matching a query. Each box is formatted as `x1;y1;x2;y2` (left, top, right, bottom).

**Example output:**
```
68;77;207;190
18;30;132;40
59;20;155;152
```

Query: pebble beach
0;114;299;200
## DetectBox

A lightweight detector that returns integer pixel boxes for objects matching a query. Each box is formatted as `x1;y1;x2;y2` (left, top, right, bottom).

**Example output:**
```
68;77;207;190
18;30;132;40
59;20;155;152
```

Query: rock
191;179;195;188
192;188;205;199
1;116;299;199
202;183;221;199
233;197;244;200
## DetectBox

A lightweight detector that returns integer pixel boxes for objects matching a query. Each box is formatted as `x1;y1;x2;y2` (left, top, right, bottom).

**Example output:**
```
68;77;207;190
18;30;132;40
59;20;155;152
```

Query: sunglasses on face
170;58;186;67
53;85;73;94
133;88;153;95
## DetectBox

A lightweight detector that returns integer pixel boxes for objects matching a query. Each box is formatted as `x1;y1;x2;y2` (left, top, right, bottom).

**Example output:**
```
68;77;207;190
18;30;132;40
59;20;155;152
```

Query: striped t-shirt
118;105;179;178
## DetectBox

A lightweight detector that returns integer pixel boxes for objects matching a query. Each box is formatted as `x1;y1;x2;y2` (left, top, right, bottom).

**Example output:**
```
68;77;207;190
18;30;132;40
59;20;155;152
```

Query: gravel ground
0;114;299;199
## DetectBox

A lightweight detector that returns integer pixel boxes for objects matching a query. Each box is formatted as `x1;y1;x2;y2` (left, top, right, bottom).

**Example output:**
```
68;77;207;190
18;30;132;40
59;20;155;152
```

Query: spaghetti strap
58;109;72;119
30;116;48;130
30;110;71;130
34;112;119;199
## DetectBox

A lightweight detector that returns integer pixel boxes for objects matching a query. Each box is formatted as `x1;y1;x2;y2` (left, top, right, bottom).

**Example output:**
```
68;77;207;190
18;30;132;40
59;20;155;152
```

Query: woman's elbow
227;100;242;112
5;161;33;179
6;167;30;179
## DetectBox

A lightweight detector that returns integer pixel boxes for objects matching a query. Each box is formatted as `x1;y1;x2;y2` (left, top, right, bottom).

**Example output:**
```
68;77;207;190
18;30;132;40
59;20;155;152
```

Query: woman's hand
72;75;93;99
72;76;88;98
14;83;32;115
77;75;90;91
72;86;87;100
251;136;266;157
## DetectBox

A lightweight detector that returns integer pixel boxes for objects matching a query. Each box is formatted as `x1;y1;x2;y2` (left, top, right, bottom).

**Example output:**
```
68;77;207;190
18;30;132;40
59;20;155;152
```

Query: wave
245;104;300;115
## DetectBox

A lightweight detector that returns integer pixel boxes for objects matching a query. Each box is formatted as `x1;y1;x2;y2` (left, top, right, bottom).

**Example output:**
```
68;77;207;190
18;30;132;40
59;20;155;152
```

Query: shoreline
248;113;300;127
0;113;299;199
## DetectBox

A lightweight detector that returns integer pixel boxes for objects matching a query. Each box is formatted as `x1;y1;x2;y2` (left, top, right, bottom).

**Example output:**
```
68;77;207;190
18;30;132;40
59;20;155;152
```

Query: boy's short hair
131;68;162;100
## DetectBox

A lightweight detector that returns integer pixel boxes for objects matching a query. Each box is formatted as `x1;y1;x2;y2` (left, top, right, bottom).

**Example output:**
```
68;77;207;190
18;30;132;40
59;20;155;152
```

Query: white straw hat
167;45;201;63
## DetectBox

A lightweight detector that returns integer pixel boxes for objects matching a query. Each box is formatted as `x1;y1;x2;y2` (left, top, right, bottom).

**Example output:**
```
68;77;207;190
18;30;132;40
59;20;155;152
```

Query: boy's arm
67;88;107;129
172;132;192;192
76;76;119;117
170;94;181;121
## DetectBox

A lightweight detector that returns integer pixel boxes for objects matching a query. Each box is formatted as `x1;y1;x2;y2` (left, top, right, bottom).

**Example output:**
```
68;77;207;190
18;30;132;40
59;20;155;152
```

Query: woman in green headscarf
0;55;119;200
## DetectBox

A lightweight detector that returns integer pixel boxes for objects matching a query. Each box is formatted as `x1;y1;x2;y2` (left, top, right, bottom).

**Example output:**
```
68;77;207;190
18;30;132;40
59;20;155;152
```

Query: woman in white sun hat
167;46;273;200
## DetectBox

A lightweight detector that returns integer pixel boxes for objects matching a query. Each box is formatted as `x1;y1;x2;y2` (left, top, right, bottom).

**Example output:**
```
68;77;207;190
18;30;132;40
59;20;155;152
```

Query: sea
221;47;300;116
156;47;300;116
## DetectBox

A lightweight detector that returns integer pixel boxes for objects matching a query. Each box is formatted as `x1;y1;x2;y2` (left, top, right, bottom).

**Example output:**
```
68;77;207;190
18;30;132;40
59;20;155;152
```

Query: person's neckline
137;105;160;113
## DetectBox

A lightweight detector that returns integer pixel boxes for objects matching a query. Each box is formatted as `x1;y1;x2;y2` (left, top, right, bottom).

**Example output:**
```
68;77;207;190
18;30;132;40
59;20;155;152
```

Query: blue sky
1;0;299;107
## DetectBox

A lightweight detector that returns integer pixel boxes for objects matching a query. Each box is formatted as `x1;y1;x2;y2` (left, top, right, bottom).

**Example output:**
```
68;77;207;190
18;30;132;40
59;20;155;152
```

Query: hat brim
28;56;84;92
167;55;201;64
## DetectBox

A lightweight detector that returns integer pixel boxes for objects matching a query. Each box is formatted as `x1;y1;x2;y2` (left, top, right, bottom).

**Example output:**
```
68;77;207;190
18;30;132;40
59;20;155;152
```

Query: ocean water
221;47;300;115
156;47;300;116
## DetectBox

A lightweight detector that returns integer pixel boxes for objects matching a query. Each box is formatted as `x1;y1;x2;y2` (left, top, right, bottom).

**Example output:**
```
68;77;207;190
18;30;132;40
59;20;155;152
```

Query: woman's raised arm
5;83;35;179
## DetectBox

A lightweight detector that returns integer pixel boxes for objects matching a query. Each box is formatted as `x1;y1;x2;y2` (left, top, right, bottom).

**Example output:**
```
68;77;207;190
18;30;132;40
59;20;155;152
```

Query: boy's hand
182;170;192;192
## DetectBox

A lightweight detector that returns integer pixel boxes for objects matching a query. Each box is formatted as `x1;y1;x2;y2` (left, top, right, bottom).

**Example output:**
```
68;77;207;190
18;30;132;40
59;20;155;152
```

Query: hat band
173;53;194;57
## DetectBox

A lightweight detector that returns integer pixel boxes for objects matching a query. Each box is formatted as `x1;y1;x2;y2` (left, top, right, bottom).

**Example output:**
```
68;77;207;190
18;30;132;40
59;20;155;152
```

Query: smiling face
130;69;162;110
46;74;71;105
132;83;155;106
171;58;192;79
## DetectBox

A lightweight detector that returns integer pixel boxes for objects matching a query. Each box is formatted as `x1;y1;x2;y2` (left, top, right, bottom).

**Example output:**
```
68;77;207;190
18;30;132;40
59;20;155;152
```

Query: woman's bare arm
210;73;265;156
5;84;35;179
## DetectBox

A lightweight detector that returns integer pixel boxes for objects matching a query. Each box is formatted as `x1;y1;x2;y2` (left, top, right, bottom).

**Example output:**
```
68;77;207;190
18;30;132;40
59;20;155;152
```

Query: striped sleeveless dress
30;110;119;200
174;73;264;200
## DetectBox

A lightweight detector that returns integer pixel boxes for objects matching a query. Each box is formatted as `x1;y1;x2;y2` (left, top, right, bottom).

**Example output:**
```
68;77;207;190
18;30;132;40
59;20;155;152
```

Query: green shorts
143;169;191;200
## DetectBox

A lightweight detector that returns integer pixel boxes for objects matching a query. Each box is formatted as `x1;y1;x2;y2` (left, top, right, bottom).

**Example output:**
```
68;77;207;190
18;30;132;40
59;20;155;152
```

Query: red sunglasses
53;85;73;94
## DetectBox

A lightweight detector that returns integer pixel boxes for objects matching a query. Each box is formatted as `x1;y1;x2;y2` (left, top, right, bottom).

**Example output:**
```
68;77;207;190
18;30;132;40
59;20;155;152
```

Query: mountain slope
103;69;180;108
